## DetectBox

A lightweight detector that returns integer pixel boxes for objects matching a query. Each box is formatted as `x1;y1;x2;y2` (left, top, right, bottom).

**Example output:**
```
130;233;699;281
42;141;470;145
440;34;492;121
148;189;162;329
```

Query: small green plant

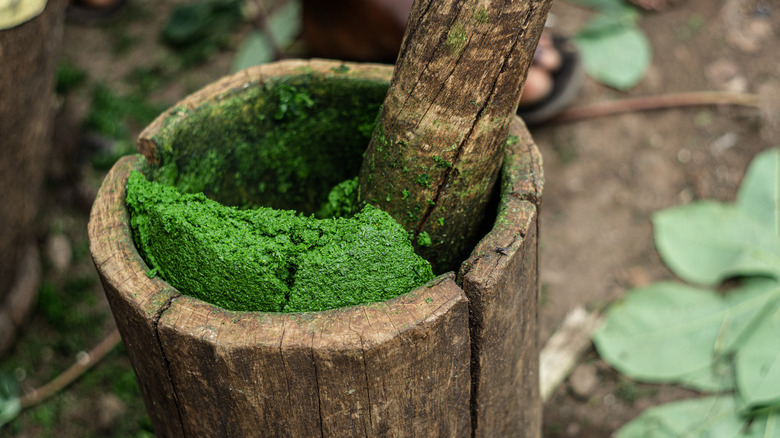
594;148;780;436
615;378;642;405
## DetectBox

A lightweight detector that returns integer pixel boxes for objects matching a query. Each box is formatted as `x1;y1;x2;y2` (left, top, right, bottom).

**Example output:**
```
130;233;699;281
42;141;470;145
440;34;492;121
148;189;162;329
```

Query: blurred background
0;0;777;436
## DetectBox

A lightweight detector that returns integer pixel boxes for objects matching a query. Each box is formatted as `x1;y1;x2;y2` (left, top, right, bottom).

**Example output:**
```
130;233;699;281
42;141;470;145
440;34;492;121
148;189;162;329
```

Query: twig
551;91;761;124
539;307;604;402
19;329;122;408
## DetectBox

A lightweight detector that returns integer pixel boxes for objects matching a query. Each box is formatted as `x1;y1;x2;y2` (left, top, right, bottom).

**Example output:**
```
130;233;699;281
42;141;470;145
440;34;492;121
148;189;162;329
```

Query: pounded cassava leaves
126;171;434;312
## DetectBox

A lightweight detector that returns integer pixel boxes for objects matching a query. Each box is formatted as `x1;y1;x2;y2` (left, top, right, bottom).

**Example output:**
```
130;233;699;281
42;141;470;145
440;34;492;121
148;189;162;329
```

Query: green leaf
232;31;275;72
231;2;301;73
735;303;780;412
266;0;301;51
675;279;780;392
675;354;735;393
593;282;732;386
0;372;21;427
616;396;779;437
577;7;641;35
161;0;243;65
594;280;780;391
653;201;780;286
564;0;637;15
737;148;780;236
574;16;650;90
720;278;780;353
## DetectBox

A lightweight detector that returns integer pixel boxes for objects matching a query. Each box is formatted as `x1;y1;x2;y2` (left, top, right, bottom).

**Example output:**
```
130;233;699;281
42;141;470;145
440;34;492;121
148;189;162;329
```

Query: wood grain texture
156;275;470;437
460;118;543;437
90;59;543;437
357;0;553;272
90;157;471;437
0;0;64;354
88;155;186;437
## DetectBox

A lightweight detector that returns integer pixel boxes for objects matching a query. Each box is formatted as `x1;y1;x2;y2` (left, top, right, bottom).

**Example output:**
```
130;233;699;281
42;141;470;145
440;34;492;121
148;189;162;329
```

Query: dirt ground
1;0;778;436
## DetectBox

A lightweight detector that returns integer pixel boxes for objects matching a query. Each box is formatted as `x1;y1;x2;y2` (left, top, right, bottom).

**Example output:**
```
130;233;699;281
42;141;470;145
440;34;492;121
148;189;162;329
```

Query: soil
1;0;778;436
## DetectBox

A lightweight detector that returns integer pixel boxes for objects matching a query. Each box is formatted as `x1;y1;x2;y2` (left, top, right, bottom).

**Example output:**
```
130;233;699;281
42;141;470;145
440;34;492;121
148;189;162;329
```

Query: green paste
126;171;434;313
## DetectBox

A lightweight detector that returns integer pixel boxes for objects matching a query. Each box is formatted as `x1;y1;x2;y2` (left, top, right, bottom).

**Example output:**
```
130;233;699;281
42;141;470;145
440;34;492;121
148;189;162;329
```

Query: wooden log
0;0;65;354
460;119;543;437
89;59;543;437
357;0;552;272
89;157;185;437
91;156;471;436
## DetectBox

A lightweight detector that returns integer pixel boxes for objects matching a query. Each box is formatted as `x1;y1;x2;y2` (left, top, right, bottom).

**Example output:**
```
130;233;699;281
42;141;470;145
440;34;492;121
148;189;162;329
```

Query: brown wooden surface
88;155;186;437
90;59;543;437
357;0;552;272
460;118;543;437
89;158;471;437
0;0;65;354
156;275;470;437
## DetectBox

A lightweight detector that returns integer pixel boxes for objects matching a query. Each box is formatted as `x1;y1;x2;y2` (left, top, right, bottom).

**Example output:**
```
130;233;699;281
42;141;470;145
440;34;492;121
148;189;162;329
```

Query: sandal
517;35;585;126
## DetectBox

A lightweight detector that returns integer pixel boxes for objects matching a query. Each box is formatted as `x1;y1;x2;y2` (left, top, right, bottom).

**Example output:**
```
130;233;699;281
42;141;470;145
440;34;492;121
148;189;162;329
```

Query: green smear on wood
446;22;468;55
473;7;489;24
417;232;432;248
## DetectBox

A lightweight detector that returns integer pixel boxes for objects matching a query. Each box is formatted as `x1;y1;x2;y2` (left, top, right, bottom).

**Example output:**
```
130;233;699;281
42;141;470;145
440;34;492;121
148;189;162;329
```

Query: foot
520;32;562;106
301;1;579;120
516;33;585;125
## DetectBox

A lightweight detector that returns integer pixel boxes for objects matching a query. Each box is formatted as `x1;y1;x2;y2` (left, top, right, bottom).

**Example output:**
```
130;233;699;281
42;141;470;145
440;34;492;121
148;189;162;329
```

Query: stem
551;91;761;124
19;329;122;408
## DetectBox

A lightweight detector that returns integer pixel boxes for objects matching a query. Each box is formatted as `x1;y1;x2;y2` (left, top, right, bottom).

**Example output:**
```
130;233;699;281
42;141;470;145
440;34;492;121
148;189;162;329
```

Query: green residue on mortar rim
126;171;434;313
446;21;468;56
432;155;453;169
273;83;314;120
416;173;432;188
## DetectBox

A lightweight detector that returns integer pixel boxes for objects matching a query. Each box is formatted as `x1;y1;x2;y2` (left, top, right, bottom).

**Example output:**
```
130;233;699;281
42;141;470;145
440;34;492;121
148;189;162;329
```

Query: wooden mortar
88;59;543;437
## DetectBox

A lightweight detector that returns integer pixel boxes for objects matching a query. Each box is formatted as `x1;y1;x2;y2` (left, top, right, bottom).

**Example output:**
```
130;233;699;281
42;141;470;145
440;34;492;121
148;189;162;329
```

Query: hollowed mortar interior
139;70;500;273
142;73;388;213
